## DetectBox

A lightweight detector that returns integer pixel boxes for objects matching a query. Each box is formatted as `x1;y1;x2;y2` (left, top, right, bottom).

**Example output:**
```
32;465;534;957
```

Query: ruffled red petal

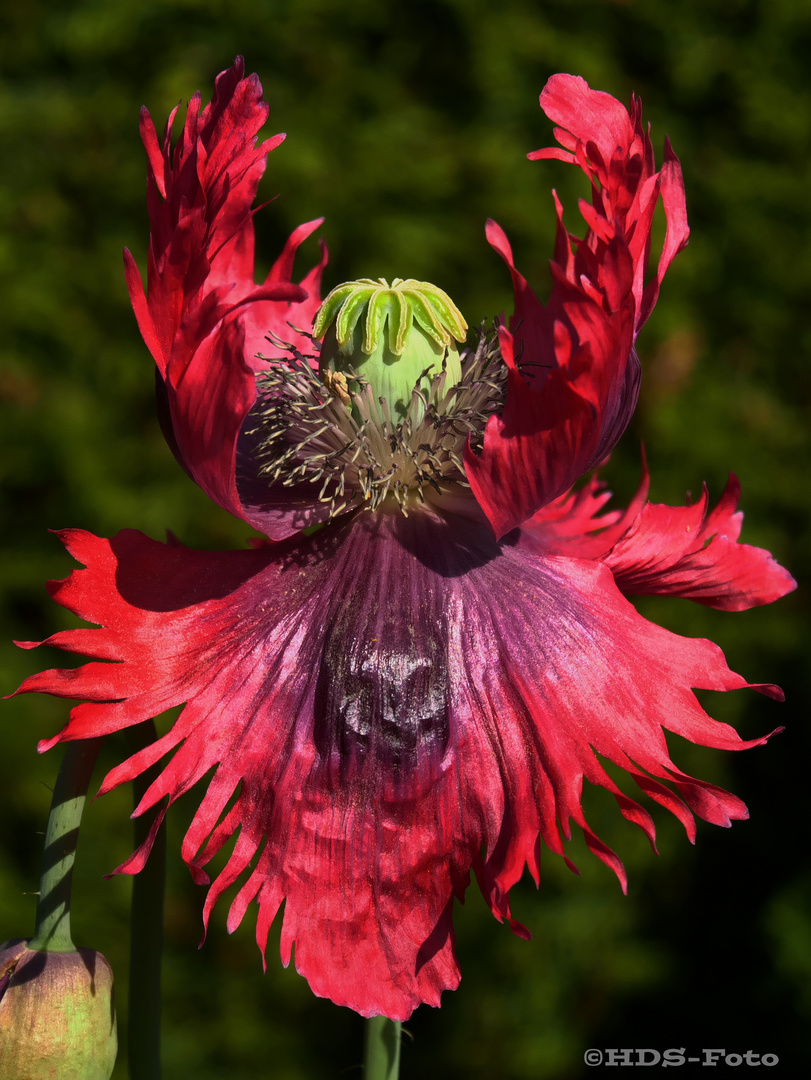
124;58;326;530
469;76;688;537
14;509;784;1018
602;473;797;610
465;305;633;538
519;471;645;559
531;74;689;332
520;462;795;611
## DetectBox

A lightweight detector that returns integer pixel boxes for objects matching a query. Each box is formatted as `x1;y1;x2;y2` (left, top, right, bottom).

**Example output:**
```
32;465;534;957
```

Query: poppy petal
14;508;783;1018
472;73;686;535
125;57;326;530
603;474;797;609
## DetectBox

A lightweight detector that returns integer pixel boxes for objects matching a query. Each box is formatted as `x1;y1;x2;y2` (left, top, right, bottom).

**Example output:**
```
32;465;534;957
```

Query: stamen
248;324;507;520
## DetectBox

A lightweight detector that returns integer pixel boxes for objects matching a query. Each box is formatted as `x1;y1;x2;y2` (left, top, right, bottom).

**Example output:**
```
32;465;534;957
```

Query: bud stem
127;720;166;1080
363;1016;401;1079
29;738;103;953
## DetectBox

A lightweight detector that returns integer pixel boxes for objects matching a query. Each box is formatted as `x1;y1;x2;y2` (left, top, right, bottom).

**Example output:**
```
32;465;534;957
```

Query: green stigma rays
313;278;468;418
314;277;468;356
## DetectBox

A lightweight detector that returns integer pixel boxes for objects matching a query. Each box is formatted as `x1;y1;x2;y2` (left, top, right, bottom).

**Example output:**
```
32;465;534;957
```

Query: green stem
29;738;103;952
364;1016;401;1080
126;720;166;1080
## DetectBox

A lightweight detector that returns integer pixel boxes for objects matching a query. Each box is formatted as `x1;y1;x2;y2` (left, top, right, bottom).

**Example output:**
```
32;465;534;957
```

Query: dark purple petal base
14;508;782;1018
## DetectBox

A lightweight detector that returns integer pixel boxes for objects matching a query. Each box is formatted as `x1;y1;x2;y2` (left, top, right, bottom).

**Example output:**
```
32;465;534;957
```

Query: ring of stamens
249;326;506;518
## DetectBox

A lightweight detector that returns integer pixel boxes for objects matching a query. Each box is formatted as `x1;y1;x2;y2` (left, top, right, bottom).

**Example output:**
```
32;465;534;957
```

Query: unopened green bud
313;278;467;418
0;939;117;1080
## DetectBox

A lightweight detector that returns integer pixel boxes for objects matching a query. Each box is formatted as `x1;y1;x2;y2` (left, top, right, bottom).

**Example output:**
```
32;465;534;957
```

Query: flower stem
126;720;166;1080
363;1016;402;1080
28;738;103;953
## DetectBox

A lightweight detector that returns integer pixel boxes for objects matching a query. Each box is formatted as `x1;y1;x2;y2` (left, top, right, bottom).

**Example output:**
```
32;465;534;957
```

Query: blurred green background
1;0;809;1076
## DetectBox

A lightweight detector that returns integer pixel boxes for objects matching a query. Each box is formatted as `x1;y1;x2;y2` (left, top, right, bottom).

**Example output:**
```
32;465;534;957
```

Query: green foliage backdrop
1;0;809;1076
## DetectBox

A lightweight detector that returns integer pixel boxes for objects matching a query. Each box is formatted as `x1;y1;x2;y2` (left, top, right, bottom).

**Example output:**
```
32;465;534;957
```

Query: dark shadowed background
1;0;809;1076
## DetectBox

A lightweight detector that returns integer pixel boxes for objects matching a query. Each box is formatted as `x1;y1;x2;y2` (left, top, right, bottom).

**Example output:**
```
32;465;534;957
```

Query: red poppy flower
14;59;794;1020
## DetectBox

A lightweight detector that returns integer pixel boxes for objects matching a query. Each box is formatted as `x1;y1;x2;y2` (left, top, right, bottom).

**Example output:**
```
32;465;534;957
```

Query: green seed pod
313;278;467;419
0;939;117;1080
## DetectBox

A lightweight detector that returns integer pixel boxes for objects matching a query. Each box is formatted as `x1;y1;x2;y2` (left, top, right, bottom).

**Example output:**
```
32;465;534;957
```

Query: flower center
313;278;467;420
249;283;506;521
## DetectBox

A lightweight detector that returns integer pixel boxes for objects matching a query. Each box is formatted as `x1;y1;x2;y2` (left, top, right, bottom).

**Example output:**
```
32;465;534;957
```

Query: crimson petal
530;73;690;330
603;474;797;610
124;58;327;533
13;509;782;1019
520;470;647;559
471;76;689;537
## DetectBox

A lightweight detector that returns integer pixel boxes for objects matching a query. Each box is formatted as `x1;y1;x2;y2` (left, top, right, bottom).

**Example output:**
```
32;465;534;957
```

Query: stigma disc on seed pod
313;278;468;418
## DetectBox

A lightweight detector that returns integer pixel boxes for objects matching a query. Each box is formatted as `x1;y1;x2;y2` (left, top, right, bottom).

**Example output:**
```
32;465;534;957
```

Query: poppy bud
0;939;117;1080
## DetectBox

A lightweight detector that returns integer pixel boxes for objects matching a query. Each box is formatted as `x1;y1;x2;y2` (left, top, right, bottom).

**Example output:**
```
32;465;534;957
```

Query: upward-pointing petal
126;59;327;530
472;75;687;535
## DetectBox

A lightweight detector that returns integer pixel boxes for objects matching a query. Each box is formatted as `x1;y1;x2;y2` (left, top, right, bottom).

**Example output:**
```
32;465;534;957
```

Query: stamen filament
249;323;505;521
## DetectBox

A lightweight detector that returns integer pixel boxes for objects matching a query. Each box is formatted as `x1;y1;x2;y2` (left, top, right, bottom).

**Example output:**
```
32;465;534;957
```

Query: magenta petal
531;74;690;333
475;75;690;534
14;507;784;1018
125;58;327;530
638;140;690;329
465;300;633;538
535;75;638;175
464;325;598;537
520;464;795;612
520;470;647;559
233;420;338;541
484;220;552;379
603;475;797;609
242;217;328;368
